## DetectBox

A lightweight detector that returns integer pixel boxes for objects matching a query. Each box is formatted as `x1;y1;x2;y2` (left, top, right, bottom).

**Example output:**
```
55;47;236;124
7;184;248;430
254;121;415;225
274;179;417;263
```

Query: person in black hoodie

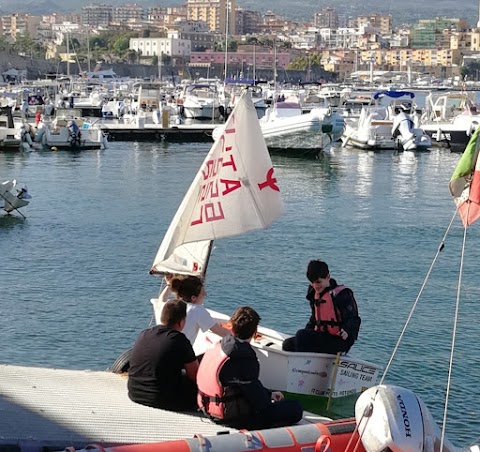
197;306;303;429
282;260;361;354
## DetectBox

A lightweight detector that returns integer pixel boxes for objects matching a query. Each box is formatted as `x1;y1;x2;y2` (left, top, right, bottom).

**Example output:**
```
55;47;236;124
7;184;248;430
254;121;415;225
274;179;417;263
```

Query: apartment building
357;14;392;35
187;0;236;34
172;20;217;51
0;14;41;41
146;7;188;29
113;4;144;23
314;7;338;29
190;49;291;68
81;4;113;28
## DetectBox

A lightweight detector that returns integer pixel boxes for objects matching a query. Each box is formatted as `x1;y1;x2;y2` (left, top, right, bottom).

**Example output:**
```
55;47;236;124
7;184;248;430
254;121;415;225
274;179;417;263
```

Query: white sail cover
150;92;284;276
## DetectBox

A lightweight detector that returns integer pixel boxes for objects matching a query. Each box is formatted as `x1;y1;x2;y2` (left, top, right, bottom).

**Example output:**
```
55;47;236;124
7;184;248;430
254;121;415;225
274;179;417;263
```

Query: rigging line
377;207;458;387
440;206;469;451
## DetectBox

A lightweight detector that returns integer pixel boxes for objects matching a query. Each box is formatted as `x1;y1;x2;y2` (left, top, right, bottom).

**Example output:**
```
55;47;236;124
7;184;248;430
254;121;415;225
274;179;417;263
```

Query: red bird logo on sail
258;168;280;192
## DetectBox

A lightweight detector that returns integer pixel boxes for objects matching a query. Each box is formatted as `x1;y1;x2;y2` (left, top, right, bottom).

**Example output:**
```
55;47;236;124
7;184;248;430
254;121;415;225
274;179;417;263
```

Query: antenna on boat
223;0;230;88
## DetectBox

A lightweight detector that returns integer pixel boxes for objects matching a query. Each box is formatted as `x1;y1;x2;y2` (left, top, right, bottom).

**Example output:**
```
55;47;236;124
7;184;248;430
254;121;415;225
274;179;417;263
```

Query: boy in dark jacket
197;306;303;429
282;260;361;354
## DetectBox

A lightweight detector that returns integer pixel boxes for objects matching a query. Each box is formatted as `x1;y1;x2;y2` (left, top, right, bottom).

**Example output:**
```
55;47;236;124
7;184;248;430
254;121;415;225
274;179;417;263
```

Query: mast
66;30;70;78
87;28;91;73
158;51;162;81
253;43;256;82
273;39;277;92
223;0;229;83
478;0;480;27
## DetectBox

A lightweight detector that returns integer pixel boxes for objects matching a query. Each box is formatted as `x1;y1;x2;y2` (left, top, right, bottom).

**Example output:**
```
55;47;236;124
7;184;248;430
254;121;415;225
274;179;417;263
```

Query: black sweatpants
282;328;351;354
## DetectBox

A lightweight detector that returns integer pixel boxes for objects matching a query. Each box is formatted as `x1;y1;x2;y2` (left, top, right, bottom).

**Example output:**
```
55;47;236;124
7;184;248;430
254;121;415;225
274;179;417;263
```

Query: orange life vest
197;342;234;420
314;285;346;336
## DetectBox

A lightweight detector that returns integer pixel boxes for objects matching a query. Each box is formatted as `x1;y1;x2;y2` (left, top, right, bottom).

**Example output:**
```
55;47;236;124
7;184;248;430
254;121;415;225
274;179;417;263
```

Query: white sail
150;92;284;276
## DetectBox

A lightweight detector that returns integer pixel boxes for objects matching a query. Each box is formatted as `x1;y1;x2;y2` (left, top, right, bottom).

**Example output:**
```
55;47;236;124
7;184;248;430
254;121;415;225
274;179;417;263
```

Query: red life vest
314;285;346;336
197;342;230;420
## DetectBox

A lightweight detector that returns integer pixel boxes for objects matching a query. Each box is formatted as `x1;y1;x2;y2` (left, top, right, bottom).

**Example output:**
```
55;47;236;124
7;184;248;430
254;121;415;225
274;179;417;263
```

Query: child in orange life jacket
282;260;361;354
197;306;303;429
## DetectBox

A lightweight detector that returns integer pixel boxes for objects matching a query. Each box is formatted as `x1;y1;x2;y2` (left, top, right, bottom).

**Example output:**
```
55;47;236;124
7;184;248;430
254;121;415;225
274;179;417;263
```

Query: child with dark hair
197;306;303;429
128;299;199;411
151;274;230;346
282;259;361;354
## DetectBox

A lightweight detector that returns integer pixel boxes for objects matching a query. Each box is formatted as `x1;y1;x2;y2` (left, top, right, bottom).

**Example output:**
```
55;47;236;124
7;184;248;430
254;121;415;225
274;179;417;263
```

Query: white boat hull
343;120;431;151
183;105;219;120
194;309;381;415
39;126;107;150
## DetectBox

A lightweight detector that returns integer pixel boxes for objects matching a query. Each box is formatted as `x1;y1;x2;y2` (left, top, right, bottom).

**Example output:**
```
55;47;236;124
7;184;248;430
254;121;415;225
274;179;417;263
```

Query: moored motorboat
35;109;107;151
420;91;480;149
259;97;344;153
342;91;431;151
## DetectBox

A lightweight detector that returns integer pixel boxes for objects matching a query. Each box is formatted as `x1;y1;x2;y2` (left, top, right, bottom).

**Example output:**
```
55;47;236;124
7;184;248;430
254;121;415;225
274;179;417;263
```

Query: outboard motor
16;185;31;200
19;125;33;151
356;385;457;452
67;120;81;147
34;121;46;143
392;111;416;151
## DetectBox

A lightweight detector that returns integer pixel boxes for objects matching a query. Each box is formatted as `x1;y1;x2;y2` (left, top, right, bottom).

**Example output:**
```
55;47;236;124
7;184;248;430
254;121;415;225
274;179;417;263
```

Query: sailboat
100;97;480;452
127;91;382;417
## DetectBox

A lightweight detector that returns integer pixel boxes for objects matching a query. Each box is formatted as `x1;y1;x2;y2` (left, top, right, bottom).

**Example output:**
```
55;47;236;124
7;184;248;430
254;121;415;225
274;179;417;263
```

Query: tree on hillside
461;61;480;80
0;36;11;51
288;52;322;70
112;36;130;55
14;32;34;56
124;49;138;64
214;39;238;52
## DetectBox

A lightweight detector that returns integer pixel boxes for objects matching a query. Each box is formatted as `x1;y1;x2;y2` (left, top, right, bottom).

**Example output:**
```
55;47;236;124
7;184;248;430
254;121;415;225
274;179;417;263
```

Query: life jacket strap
198;390;241;405
316;319;342;327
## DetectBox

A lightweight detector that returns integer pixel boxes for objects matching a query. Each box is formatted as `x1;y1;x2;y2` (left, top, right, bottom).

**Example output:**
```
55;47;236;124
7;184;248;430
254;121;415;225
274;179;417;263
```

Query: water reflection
392;150;418;200
355;151;374;197
0;214;26;231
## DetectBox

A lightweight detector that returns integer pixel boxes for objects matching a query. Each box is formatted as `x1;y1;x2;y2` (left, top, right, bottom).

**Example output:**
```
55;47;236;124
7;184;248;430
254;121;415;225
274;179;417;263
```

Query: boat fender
469;121;479;136
109;348;132;373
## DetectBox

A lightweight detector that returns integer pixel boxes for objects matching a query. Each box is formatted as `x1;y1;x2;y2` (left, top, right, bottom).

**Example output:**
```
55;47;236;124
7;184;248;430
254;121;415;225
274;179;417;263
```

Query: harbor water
1;141;480;446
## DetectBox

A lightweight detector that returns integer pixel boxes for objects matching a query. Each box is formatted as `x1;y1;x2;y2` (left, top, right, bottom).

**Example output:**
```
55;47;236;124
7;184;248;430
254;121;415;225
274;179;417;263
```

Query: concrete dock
0;364;328;452
101;123;218;142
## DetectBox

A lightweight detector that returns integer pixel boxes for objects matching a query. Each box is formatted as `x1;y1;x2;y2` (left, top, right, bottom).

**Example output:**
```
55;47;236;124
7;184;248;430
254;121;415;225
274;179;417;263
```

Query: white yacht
180;83;221;120
419;91;480;149
259;96;345;152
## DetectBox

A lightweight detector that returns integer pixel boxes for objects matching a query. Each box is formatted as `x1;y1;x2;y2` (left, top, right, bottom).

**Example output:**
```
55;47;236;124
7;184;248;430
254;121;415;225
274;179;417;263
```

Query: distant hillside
0;0;478;25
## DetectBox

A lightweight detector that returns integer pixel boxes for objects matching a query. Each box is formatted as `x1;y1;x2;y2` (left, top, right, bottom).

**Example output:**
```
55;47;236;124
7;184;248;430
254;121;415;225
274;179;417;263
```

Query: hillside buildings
2;3;480;81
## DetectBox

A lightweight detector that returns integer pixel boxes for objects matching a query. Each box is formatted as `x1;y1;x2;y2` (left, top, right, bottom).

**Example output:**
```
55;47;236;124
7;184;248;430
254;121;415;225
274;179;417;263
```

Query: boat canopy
373;90;415;100
224;78;255;85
